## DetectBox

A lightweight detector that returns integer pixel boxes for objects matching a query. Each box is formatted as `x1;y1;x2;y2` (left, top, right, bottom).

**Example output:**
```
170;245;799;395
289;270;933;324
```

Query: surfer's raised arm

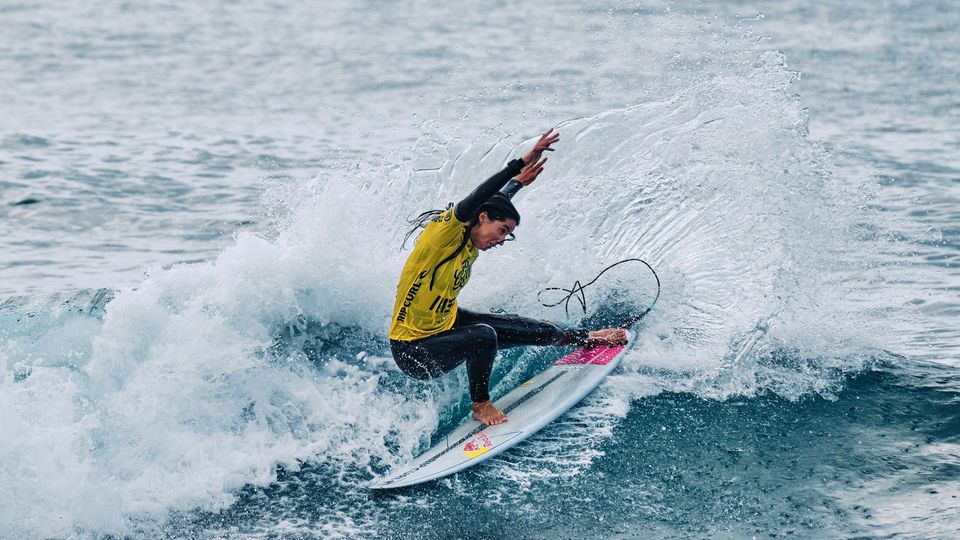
453;129;559;222
389;125;626;427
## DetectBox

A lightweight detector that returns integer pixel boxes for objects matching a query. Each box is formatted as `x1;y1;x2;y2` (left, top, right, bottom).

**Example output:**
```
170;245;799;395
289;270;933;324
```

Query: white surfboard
369;330;635;489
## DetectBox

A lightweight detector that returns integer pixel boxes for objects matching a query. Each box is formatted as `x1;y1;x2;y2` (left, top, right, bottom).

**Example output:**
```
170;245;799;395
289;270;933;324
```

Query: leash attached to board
538;258;660;329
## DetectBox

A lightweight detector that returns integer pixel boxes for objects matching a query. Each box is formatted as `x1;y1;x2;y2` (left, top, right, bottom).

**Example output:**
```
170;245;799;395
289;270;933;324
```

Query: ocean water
1;0;958;538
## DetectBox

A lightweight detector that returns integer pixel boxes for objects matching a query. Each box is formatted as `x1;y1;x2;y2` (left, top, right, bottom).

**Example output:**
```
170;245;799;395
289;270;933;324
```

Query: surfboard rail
369;330;635;489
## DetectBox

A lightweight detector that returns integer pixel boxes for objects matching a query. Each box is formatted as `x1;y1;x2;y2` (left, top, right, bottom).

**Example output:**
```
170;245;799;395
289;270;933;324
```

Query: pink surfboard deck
552;344;624;366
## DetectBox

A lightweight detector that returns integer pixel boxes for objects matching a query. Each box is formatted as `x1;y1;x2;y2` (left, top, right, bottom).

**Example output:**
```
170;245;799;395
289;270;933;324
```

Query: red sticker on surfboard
553;345;624;366
463;432;492;458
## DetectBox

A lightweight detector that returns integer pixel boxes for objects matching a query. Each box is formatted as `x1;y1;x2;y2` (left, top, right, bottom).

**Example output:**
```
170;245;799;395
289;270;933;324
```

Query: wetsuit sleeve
499;179;524;200
556;327;590;346
453;158;526;222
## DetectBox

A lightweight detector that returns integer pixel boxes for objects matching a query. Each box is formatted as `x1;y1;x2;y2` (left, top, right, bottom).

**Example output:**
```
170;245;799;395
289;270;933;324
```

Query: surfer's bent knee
469;324;498;353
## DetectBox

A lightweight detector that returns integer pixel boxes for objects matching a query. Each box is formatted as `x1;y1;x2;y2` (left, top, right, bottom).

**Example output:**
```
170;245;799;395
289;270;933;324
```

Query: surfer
389;128;628;426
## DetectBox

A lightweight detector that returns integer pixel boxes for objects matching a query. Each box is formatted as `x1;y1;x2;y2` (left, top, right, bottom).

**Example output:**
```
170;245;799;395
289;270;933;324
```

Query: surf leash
538;258;660;329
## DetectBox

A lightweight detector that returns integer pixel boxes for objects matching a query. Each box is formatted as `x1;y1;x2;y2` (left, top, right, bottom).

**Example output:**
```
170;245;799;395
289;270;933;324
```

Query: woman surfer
388;129;627;425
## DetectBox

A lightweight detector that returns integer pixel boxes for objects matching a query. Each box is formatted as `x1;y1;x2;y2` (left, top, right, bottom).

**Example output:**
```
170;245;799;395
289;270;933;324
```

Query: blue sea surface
1;1;958;538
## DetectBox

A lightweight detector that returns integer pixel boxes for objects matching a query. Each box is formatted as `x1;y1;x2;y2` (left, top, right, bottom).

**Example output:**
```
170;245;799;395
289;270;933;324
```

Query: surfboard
369;330;635;489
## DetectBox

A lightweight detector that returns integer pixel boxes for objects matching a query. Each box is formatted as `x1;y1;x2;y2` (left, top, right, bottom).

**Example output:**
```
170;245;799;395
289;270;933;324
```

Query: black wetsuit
391;308;587;402
454;158;525;222
389;160;588;403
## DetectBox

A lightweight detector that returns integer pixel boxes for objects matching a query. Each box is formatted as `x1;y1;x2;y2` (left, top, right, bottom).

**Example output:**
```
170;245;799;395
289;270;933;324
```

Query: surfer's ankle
587;328;628;347
472;400;508;425
556;327;590;346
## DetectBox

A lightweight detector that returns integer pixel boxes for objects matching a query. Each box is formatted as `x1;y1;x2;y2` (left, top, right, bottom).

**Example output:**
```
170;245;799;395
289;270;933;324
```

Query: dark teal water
165;364;959;538
2;0;958;538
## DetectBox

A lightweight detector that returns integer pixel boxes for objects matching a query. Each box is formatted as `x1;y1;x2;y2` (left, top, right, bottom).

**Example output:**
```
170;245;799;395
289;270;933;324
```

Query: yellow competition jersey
389;206;479;341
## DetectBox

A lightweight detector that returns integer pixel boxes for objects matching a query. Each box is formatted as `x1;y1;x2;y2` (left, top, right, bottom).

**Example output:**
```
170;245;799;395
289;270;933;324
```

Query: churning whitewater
2;0;957;538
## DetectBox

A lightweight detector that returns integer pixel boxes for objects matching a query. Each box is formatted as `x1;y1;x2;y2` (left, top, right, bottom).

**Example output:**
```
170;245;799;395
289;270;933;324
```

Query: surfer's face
471;213;517;251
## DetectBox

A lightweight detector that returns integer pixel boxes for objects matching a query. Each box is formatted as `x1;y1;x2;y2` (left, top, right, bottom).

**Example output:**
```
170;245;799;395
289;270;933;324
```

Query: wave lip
0;43;941;540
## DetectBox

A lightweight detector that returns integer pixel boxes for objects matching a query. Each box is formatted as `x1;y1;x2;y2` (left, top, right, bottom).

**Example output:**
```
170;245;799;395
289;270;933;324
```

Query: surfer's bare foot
587;328;628;347
472;400;508;425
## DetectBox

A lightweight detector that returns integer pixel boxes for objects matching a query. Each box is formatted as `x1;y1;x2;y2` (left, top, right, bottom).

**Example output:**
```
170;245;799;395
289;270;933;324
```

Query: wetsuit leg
389;310;588;403
390;324;498;403
454;308;587;349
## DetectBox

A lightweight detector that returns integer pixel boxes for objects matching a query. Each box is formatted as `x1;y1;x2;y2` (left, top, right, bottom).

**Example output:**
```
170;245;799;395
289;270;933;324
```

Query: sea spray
0;49;913;540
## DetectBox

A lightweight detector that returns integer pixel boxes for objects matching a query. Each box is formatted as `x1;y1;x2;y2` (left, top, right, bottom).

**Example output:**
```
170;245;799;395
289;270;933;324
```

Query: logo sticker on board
463;432;492;458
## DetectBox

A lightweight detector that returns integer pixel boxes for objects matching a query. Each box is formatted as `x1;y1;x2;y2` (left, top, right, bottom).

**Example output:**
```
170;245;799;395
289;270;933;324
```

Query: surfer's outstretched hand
515;156;547;186
522;128;559;165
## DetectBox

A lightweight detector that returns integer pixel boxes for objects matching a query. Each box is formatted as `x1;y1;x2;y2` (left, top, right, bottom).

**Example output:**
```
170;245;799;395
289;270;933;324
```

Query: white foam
0;52;903;539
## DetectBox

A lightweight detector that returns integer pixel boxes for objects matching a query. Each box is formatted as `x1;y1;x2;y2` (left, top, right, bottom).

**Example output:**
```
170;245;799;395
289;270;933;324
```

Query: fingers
537;129;560;150
517;156;547;184
523;156;547;174
522;129;560;164
539;128;559;143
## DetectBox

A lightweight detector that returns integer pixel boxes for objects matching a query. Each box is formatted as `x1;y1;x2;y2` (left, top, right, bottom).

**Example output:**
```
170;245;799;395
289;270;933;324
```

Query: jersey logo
431;205;455;223
452;258;472;290
395;278;425;323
